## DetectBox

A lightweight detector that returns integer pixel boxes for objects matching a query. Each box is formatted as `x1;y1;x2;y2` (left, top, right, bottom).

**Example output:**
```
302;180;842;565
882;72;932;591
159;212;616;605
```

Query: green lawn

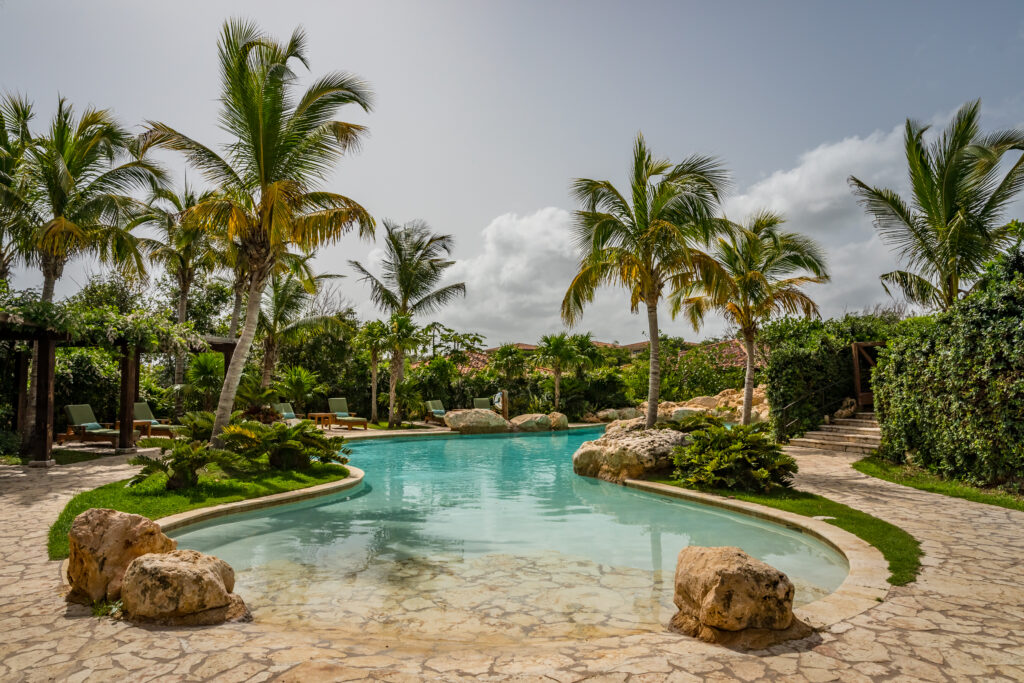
652;479;922;586
854;456;1024;513
48;463;349;561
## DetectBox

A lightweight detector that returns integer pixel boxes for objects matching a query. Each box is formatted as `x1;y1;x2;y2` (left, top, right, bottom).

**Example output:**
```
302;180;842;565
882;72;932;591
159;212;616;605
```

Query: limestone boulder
444;408;511;434
121;549;251;625
511;413;552;432
548;412;569;430
66;508;176;604
670;546;812;649
572;427;688;483
616;406;642;420
595;408;620;422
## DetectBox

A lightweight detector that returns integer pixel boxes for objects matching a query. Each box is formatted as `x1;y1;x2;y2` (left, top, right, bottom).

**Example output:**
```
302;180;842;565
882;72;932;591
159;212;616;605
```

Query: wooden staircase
788;412;880;455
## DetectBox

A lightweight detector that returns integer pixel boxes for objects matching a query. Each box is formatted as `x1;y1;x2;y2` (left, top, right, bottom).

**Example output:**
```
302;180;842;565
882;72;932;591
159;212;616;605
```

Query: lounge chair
273;403;305;423
326;397;369;430
134;402;179;437
424;400;447;425
472;397;491;410
328;397;355;418
58;404;139;447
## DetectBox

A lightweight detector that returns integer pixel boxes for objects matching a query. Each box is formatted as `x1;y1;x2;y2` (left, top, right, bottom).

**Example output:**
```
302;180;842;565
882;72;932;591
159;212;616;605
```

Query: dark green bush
762;312;904;440
873;250;1024;486
219;420;350;470
673;423;798;492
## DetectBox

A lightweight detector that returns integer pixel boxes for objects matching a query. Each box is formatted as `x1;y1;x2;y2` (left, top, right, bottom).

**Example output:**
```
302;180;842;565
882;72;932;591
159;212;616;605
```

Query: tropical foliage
219;419;349;470
673;422;798;492
563;132;729;427
673;211;829;424
849;100;1024;309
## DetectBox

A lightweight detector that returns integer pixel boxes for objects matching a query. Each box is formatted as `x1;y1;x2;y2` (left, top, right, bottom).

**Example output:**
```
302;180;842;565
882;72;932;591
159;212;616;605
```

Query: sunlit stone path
1;447;1022;682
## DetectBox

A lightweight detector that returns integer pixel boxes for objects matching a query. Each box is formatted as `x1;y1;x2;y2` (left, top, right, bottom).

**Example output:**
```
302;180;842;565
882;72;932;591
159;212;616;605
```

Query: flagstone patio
1;447;1022;682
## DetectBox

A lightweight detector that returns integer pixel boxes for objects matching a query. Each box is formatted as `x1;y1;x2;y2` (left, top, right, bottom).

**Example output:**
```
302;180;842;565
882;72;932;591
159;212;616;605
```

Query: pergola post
13;348;28;437
117;344;138;452
29;339;56;467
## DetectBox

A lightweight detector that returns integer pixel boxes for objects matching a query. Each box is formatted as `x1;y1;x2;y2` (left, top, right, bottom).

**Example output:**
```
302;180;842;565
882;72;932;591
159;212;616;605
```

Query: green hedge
762;313;903;440
873;251;1024;486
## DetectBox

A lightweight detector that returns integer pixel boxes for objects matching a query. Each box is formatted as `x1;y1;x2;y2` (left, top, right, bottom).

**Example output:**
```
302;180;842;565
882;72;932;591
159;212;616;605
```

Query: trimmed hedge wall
873;251;1024;487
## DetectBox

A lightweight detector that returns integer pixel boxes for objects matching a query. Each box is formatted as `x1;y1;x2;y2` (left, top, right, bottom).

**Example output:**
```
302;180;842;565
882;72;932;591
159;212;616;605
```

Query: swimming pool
172;427;848;643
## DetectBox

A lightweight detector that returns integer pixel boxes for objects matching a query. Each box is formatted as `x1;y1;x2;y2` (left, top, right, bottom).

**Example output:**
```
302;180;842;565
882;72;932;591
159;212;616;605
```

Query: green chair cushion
65;404;98;426
328;398;349;414
133;402;157;422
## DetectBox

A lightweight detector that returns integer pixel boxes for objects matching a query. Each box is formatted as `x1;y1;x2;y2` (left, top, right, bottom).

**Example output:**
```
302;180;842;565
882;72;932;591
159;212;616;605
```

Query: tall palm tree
140;181;221;416
533;333;579;411
0;94;34;285
568;332;601;379
849;100;1024;310
147;19;375;439
350;219;466;417
355;319;389;423
384;313;422;428
672;211;829;424
18;98;162;445
562;132;729;428
257;270;343;386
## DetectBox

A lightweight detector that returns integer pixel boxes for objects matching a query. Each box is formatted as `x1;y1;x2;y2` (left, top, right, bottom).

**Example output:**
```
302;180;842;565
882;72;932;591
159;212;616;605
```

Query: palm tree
562;132;729;428
140;181;221;416
0;94;34;285
568;332;601;379
533;333;579;411
849;100;1024;310
672;211;829;424
147;20;375;439
183;351;225;412
274;366;326;414
489;343;527;384
385;313;422;428
350;219;466;418
356;319;389;423
257;270;343;386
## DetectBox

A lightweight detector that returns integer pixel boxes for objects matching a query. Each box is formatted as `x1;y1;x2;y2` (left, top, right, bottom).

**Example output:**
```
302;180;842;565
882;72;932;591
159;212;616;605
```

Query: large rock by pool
122;549;251;626
66;508;177;604
511;413;551;432
670;546;812;649
444;409;511;434
571;425;687;483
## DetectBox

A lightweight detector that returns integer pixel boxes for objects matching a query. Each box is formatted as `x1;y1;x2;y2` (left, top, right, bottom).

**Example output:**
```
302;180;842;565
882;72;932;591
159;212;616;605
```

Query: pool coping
340;423;599;442
623;479;891;630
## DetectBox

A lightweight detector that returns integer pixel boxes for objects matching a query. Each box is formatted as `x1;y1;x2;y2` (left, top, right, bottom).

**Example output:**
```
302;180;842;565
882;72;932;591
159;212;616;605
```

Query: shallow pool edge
624;479;891;629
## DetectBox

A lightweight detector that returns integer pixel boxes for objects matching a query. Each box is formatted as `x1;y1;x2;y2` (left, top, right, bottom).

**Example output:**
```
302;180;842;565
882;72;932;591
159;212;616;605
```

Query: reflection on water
172;428;846;641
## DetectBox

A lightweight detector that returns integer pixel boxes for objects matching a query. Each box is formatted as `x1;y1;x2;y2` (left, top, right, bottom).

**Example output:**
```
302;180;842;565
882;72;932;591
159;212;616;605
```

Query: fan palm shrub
849;100;1024;309
274;366;326;414
147;19;375;439
672;211;829;424
563;132;730;427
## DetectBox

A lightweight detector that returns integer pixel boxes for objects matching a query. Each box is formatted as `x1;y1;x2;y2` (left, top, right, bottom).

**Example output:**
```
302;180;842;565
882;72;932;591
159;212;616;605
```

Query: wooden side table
308;413;336;430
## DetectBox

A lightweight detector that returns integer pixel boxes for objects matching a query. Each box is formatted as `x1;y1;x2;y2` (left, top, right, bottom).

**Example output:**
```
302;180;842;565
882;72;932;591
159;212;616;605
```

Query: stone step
833;418;879;428
802;430;881;446
788;437;877;455
818;423;881;436
855;412;876;420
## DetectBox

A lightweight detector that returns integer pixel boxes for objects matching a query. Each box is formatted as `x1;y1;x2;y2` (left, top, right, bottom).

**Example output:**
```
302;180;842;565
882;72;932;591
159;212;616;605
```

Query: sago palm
147;19;375;439
672;211;829;425
533;333;579;411
562;132;729;427
257;270;343;386
355;319;389;423
849;100;1024;309
140;181;221;415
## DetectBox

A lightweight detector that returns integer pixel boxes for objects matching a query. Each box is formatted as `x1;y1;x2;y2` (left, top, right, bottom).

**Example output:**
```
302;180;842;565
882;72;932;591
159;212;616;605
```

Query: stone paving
0;447;1023;681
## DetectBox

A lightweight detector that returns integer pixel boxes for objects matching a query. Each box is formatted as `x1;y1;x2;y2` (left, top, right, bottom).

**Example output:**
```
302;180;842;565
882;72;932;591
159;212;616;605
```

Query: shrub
129;440;238;490
762;311;904;440
673;423;797;492
873;250;1024;486
219;420;350;470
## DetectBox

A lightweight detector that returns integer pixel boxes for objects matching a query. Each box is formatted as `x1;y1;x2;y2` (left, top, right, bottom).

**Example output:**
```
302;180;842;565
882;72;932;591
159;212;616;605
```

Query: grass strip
48;463;349;561
853;456;1024;513
652;479;921;586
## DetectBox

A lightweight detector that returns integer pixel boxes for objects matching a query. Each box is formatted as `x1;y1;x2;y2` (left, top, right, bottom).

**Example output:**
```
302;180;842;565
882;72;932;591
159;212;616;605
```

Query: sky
2;0;1023;344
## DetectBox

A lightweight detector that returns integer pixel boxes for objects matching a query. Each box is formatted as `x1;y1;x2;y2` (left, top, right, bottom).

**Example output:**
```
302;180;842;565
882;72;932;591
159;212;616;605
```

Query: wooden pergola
0;321;236;466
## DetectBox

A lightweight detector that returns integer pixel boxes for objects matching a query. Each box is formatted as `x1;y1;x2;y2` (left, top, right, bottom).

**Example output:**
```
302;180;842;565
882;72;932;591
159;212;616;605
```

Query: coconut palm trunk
173;282;190;417
260;341;277;387
553;369;561;410
369;352;379;424
228;283;244;337
387;348;403;428
644;300;661;428
741;332;756;425
212;276;266;439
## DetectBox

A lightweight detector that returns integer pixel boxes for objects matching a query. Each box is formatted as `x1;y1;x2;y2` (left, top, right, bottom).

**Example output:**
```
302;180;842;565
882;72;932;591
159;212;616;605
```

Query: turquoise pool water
172;428;847;641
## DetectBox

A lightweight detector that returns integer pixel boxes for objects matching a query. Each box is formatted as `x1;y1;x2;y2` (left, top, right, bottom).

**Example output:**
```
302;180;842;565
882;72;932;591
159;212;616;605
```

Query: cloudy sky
2;1;1023;344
